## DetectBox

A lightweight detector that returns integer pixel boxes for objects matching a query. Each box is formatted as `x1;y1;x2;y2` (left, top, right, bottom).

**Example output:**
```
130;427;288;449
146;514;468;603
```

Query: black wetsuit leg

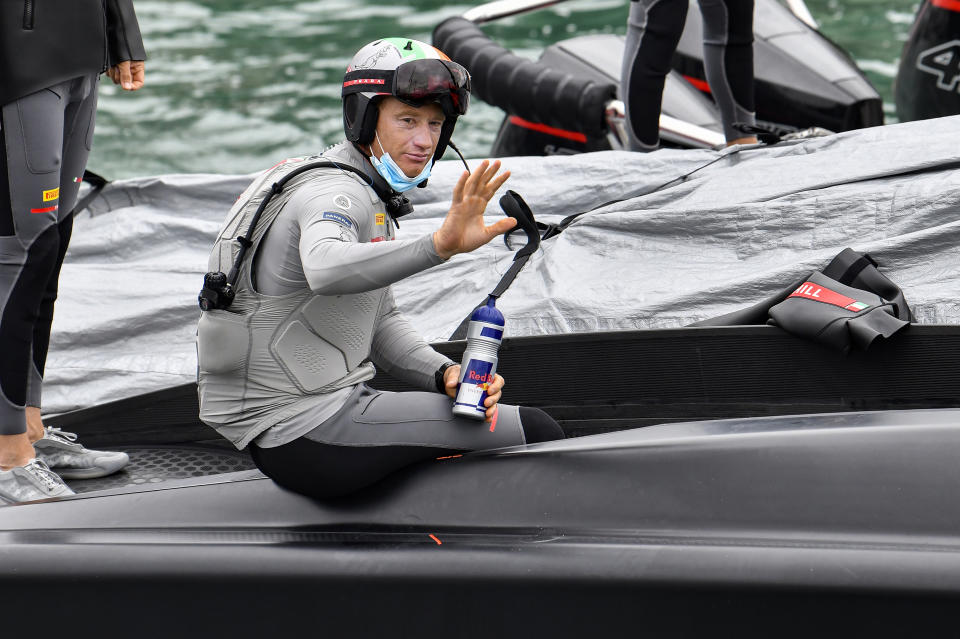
622;0;756;148
621;0;689;150
28;214;74;406
250;387;565;500
698;0;756;141
0;74;97;434
250;439;457;500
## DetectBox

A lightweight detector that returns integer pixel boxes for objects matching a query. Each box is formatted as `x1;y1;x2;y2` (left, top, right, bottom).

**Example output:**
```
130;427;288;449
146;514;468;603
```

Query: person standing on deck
622;0;759;149
0;0;147;503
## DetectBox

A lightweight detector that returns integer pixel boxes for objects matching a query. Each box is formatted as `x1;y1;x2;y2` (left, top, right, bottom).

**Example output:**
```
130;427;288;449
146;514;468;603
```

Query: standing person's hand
432;160;515;260
106;60;146;91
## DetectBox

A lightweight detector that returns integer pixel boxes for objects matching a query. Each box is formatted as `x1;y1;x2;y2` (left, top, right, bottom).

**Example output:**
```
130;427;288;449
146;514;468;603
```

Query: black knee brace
0;224;61;409
518;406;565;443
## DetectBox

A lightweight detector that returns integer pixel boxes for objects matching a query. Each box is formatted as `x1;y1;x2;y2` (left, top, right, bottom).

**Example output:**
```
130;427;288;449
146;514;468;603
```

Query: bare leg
0;433;34;470
25;406;44;443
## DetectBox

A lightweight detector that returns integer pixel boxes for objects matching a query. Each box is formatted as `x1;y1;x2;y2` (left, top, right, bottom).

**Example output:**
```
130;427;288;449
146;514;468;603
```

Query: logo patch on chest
333;194;352;210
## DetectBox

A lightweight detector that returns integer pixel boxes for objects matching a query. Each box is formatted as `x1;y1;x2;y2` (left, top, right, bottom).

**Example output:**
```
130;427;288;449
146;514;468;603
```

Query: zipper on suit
101;0;109;71
22;0;35;29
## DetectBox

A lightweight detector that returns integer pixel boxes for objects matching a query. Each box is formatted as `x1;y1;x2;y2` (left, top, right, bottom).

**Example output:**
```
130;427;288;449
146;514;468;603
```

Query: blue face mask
369;133;433;193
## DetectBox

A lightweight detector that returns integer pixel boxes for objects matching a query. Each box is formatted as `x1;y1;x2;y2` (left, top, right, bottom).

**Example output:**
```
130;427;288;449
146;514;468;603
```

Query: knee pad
518;406;565;443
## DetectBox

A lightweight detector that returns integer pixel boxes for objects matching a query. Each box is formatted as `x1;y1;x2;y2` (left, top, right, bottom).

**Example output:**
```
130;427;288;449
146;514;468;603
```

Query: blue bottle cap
470;296;505;326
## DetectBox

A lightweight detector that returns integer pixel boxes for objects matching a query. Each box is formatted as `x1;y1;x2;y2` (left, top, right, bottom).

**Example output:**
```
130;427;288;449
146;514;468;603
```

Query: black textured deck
67;444;255;494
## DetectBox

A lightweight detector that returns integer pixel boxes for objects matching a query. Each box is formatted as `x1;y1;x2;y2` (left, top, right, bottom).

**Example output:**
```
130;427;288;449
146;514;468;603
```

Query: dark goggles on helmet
343;59;471;116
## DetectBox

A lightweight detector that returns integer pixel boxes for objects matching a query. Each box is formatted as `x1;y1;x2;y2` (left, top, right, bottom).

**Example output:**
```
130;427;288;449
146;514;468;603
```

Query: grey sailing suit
197;142;526;455
0;0;145;435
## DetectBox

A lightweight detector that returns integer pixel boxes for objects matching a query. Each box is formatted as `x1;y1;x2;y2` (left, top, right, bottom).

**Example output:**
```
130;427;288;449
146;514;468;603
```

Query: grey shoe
34;427;130;479
0;458;75;504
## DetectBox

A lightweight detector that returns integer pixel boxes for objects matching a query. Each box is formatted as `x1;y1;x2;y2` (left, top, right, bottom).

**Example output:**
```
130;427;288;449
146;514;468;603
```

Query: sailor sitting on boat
197;38;564;500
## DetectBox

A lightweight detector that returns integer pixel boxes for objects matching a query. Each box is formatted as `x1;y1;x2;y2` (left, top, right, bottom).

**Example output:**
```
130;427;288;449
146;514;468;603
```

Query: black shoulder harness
198;159;409;311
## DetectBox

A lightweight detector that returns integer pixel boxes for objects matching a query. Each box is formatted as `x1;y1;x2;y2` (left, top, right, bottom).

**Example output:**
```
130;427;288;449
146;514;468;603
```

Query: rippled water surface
89;0;920;178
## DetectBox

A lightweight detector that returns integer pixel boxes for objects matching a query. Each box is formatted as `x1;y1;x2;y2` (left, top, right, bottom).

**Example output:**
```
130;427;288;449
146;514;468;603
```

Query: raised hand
432;160;516;260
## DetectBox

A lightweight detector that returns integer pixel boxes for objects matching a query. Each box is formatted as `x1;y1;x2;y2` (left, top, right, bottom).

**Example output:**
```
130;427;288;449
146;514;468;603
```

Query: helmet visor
393;59;470;116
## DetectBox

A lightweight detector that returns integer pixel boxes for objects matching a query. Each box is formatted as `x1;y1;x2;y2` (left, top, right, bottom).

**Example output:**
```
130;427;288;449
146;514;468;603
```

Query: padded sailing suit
198;143;559;499
0;0;145;435
622;0;756;148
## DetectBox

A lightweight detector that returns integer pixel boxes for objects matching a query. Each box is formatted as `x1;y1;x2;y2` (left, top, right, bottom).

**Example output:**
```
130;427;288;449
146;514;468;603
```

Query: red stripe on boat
932;0;960;11
507;116;587;143
683;75;712;94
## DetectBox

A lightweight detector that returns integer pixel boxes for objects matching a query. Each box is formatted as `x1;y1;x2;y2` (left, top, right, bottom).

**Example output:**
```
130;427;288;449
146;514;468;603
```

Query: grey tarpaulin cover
45;116;960;414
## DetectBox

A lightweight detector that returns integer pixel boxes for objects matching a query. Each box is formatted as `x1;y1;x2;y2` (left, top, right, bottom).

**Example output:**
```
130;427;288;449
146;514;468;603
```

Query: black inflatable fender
433;17;616;137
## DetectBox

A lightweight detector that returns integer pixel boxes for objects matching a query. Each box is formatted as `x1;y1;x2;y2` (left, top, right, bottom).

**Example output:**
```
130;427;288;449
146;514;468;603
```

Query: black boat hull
895;0;960;122
2;325;958;632
3;407;960;635
46;324;960;447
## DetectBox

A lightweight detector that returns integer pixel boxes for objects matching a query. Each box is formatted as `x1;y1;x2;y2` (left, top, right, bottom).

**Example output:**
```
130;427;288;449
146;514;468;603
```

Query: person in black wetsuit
0;0;146;503
622;0;758;150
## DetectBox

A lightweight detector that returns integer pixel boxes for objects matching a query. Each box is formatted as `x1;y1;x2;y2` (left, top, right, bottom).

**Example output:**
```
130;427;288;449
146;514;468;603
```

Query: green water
89;0;920;179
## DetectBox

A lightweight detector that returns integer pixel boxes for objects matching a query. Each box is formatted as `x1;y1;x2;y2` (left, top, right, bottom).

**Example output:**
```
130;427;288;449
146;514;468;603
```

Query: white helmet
342;37;471;163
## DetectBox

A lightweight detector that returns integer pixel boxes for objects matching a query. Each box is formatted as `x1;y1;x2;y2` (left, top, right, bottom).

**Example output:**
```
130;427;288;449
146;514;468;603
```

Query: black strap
501;151;732;250
226;159;402;287
731;121;787;145
821;248;878;286
448;191;540;340
434;361;455;393
342;69;395;97
71;170;108;215
450;157;734;340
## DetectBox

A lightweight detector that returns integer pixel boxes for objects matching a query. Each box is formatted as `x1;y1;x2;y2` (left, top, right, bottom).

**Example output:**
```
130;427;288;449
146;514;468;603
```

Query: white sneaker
34;427;130;479
0;458;74;504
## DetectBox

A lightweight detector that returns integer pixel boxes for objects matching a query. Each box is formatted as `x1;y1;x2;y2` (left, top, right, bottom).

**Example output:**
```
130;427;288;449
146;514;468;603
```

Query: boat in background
895;0;960;122
433;0;883;156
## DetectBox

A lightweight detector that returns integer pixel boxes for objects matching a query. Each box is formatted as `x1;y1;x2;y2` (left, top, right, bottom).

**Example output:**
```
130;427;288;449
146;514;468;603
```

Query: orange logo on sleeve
375;213;385;226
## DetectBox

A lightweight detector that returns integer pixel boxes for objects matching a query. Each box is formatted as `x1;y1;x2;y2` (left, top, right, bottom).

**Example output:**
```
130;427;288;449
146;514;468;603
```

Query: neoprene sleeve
302;232;442;296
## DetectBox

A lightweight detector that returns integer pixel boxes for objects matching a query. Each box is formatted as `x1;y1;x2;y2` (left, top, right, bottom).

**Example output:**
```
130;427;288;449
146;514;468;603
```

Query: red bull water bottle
452;297;504;420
